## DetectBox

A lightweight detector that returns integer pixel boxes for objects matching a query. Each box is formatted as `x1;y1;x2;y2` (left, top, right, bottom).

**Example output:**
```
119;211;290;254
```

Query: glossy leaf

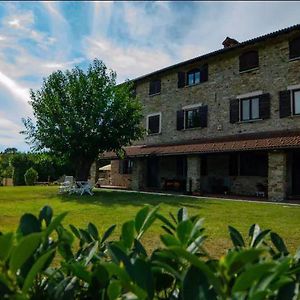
22;249;55;293
87;222;99;240
228;226;245;248
39;205;53;226
0;232;14;261
9;233;42;274
183;265;217;300
18;213;41;236
121;220;135;249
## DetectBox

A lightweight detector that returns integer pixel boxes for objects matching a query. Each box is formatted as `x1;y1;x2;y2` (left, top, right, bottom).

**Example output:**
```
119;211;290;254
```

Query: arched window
239;50;259;72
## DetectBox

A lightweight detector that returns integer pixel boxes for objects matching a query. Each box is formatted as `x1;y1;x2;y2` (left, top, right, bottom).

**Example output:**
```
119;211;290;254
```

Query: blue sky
0;1;300;152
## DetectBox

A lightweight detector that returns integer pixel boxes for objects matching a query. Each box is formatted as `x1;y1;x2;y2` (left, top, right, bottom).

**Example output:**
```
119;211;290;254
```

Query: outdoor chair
58;176;74;194
73;180;94;196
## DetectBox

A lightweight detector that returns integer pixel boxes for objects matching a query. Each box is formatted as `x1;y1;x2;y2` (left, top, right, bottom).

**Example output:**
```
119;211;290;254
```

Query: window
149;79;161;95
289;37;300;59
240;97;260;121
231;93;270;123
292;89;300;115
177;105;208;130
185;65;208;86
239;50;259;72
147;113;161;135
185;107;201;128
119;160;133;174
176;156;187;177
187;69;201;85
240;152;268;177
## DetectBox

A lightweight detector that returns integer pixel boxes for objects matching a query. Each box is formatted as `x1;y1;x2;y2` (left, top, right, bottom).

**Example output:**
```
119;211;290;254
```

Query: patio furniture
74;180;94;196
58;176;74;194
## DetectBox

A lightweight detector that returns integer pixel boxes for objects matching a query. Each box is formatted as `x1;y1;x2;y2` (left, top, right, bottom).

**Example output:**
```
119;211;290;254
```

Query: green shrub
24;167;38;185
0;205;299;299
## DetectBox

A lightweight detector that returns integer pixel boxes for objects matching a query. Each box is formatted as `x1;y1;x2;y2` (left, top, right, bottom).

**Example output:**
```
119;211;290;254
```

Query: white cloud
85;37;174;82
0;70;30;105
0;113;26;150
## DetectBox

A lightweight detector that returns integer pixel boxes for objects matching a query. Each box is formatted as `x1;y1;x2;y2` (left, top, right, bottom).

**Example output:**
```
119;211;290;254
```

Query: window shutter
148;115;160;134
259;93;270;119
239;51;259;72
176;110;184;130
200;64;208;82
119;160;123;174
155;80;161;94
177;72;186;88
289;37;300;59
230;99;239;123
149;81;155;95
199;105;208;128
279;90;291;118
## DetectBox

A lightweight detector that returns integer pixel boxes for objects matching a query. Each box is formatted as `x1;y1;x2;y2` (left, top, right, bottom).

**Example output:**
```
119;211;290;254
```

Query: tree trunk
75;157;94;181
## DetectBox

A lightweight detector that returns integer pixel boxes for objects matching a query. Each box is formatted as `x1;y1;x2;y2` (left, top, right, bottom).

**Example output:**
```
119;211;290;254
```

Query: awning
99;164;111;171
102;130;300;159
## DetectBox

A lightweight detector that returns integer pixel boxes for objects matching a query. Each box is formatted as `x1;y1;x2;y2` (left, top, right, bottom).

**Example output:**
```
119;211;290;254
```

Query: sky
0;1;300;152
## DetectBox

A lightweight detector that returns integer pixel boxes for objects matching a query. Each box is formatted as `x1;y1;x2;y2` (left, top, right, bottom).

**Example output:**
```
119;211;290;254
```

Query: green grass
1;186;300;257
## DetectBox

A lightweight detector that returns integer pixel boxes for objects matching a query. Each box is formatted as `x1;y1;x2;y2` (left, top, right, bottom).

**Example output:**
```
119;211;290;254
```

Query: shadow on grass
57;189;218;209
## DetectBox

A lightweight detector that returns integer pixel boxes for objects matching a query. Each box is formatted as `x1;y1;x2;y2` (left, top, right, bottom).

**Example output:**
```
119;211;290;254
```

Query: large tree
22;59;144;180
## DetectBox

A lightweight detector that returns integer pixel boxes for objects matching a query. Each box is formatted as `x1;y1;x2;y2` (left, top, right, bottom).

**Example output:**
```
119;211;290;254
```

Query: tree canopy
22;59;144;180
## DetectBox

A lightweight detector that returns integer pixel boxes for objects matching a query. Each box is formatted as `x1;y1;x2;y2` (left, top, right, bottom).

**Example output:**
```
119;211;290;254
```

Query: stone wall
186;155;201;192
268;151;287;201
133;33;300;147
230;176;267;196
110;160;132;188
131;158;147;190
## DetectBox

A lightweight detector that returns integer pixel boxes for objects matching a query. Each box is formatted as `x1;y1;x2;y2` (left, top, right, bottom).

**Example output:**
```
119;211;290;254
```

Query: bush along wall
0;205;299;299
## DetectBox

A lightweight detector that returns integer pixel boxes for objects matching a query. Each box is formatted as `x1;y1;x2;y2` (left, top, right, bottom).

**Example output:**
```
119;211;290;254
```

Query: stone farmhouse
103;24;300;201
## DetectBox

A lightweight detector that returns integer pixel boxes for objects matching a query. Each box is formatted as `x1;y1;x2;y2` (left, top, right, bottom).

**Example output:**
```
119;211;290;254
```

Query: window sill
146;132;162;136
149;92;161;97
289;57;300;62
238;118;263;124
184;81;207;88
239;67;259;74
183;126;202;131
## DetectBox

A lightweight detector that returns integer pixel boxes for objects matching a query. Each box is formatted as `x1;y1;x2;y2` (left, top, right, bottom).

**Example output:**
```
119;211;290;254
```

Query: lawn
0;186;300;257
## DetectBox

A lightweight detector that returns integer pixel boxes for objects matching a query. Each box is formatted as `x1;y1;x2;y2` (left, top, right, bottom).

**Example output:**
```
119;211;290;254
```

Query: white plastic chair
58;176;74;194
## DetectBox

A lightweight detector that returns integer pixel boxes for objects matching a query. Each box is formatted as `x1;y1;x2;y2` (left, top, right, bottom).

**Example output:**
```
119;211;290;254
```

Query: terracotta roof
130;24;300;83
102;131;300;159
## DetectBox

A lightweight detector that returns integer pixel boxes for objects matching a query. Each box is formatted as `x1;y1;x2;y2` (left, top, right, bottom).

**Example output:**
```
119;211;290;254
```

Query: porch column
131;158;146;191
268;151;287;202
186;155;201;193
89;161;98;184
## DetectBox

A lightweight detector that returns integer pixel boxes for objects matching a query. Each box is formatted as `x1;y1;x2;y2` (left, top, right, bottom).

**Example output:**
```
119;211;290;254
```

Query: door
147;157;160;188
292;151;300;195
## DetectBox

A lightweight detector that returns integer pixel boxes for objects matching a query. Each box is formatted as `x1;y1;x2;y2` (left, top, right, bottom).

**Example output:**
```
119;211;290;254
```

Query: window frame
185;107;201;129
149;79;161;96
239;50;259;73
240;96;260;122
289;36;300;60
119;159;133;175
187;69;201;86
146;112;162;135
292;89;300;115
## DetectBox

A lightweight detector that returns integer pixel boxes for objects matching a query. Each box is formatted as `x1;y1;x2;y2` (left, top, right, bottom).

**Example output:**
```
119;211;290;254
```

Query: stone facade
268;152;287;201
110;160;132;188
109;27;300;200
131;158;146;190
134;35;300;147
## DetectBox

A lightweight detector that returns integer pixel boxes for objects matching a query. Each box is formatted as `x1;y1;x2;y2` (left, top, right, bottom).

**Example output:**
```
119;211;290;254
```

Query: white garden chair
75;180;94;196
58;176;74;194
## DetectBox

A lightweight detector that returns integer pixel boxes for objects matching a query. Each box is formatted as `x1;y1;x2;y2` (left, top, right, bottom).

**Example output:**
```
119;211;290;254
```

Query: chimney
222;37;239;48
